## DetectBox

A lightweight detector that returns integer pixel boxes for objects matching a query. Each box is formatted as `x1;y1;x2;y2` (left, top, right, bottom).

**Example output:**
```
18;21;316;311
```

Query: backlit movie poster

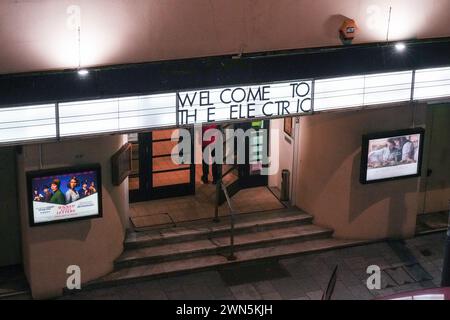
29;168;100;225
365;132;422;182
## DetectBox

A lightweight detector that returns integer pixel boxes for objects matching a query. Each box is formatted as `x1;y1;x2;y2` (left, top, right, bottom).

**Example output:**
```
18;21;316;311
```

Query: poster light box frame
360;128;425;185
26;164;103;227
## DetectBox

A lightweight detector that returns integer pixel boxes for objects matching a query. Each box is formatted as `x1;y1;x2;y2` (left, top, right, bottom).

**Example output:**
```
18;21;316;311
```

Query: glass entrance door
219;120;270;204
129;128;195;203
236;120;270;188
151;128;195;199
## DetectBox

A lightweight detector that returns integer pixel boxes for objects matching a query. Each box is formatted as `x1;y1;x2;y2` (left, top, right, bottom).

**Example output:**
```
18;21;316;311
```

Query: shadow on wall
349;151;417;237
104;158;129;231
324;14;349;41
108;184;129;231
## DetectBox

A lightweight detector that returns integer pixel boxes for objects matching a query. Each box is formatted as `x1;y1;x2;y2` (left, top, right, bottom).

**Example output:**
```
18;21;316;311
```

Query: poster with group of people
28;166;102;225
363;130;423;183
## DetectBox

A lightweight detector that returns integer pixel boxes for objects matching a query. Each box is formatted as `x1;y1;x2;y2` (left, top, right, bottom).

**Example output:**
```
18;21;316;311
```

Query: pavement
61;232;446;300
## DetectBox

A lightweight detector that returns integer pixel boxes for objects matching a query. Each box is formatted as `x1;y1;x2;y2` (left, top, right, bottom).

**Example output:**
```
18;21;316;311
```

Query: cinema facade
1;38;450;299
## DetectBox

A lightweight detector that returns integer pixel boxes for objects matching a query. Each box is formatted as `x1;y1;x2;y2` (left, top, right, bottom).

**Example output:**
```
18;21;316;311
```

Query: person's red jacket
202;124;218;148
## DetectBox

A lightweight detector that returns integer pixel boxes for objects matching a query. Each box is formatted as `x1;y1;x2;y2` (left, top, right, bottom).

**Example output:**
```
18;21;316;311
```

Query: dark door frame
237;120;270;188
129;128;195;203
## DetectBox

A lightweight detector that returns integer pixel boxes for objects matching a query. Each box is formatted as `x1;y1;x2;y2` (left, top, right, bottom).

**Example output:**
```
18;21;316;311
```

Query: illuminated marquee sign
176;81;313;125
1;66;450;146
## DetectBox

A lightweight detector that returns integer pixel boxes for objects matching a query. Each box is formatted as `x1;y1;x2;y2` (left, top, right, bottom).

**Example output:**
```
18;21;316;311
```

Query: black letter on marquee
247;103;256;118
179;109;198;125
199;91;213;106
220;89;232;104
262;86;270;101
207;107;216;122
278;101;290;115
290;84;297;98
177;92;197;107
291;82;311;98
297;98;312;113
229;105;239;120
232;88;246;103
262;102;274;116
247;87;261;102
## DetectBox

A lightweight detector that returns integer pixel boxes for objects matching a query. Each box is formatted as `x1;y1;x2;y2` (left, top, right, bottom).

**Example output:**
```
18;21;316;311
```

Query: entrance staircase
85;207;365;289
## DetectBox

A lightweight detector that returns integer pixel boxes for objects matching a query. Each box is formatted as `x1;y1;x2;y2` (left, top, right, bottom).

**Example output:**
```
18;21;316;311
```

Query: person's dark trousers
202;145;211;183
202;145;209;183
202;146;220;183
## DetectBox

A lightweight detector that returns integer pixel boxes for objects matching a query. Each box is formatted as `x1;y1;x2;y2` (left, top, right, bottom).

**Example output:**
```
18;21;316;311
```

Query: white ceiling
1;0;449;74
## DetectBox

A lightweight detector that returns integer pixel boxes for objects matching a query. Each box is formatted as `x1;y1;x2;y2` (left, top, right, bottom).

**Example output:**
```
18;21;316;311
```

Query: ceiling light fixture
76;26;89;77
77;69;89;76
395;42;407;52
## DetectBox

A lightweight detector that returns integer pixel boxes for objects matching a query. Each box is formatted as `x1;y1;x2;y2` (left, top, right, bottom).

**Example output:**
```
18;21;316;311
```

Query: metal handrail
220;182;237;261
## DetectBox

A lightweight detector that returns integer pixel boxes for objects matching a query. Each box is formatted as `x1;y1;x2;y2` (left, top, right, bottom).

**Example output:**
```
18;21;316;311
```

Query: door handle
427;169;433;177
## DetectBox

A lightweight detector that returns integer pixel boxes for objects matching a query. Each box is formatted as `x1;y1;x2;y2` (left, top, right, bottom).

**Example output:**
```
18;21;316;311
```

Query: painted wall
0;147;21;267
16;135;128;299
269;118;294;200
421;104;450;214
1;0;450;74
296;104;428;240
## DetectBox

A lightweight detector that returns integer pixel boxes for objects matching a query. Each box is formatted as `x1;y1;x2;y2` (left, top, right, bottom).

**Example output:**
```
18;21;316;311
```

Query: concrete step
115;224;333;269
0;290;32;300
125;208;313;250
86;238;369;290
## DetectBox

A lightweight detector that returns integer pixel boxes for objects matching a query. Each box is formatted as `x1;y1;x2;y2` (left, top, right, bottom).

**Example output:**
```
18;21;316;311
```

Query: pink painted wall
296;104;428;240
1;0;450;74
